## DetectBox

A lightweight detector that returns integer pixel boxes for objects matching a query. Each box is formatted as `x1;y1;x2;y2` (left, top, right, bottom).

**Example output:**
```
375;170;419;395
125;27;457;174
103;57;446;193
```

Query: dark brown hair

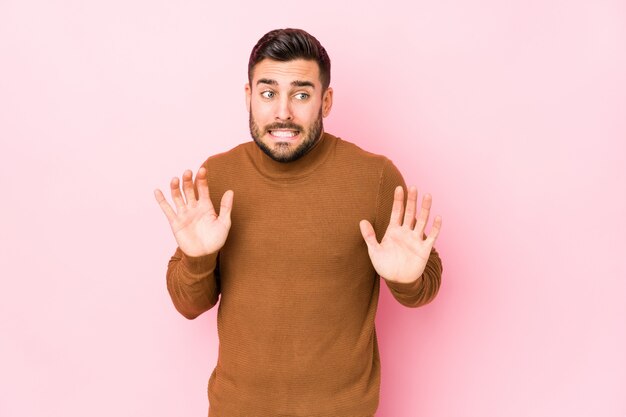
248;28;331;90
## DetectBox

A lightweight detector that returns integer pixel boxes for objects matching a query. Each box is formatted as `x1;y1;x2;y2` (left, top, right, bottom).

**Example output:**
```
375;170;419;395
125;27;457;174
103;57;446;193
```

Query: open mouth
268;129;300;139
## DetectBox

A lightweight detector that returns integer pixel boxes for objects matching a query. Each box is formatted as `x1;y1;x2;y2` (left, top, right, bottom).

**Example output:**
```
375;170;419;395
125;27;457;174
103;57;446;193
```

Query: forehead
251;58;321;86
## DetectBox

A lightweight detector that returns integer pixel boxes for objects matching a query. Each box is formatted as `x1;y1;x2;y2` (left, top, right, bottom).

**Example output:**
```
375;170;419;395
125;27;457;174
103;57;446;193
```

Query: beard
249;109;324;163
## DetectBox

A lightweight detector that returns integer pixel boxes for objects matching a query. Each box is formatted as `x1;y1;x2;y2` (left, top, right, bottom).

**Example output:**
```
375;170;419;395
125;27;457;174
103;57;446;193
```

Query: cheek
297;102;323;122
251;101;272;120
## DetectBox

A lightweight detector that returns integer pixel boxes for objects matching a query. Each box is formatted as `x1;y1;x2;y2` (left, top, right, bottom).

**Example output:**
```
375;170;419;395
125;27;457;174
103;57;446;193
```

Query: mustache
264;122;303;132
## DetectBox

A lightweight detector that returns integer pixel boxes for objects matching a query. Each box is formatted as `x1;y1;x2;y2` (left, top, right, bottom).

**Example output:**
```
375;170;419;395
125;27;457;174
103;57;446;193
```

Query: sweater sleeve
166;247;221;319
374;159;443;308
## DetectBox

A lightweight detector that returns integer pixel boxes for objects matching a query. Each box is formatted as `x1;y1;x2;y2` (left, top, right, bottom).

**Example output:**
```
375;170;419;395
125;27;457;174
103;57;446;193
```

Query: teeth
270;130;298;138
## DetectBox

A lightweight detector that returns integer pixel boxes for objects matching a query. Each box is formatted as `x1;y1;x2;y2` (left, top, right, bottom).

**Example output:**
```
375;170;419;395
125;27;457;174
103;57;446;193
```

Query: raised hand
154;167;234;257
359;186;442;284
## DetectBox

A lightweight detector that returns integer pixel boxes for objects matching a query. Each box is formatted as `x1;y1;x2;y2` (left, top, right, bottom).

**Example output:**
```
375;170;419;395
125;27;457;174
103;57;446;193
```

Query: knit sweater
166;132;442;416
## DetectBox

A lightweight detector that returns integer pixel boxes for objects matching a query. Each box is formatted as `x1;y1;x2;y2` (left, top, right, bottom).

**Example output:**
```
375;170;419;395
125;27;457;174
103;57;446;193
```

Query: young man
154;28;443;417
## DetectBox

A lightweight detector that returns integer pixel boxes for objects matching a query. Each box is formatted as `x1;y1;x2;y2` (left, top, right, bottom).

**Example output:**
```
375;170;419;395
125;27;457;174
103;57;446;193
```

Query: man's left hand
359;186;442;284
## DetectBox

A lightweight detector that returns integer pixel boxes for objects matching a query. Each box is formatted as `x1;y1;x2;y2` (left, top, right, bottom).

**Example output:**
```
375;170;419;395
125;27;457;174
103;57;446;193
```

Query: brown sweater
166;133;442;416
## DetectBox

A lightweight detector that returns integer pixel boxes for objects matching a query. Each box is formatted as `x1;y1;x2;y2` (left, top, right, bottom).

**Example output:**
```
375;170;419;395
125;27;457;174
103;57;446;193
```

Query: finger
181;169;197;207
415;193;432;237
389;186;405;227
195;166;216;214
403;186;418;229
154;188;177;223
170;176;186;210
425;215;442;246
359;219;380;249
217;190;234;224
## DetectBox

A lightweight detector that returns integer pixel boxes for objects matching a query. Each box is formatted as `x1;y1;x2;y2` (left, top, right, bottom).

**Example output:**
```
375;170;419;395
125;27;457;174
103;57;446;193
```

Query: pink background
1;0;625;416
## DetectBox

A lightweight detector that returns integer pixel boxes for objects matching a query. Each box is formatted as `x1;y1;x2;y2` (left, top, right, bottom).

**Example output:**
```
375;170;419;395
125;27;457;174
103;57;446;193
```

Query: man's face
246;58;333;163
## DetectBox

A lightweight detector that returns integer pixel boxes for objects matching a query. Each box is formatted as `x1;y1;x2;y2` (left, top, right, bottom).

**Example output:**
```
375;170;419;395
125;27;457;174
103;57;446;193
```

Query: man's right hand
154;167;234;257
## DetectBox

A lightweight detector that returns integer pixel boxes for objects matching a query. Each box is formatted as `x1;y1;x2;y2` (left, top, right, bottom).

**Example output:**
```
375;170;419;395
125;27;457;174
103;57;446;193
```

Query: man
154;28;442;417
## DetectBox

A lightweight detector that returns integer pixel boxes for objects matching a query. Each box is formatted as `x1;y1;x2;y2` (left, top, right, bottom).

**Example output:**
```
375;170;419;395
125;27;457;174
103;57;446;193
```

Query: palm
360;186;441;284
169;198;231;257
155;167;233;257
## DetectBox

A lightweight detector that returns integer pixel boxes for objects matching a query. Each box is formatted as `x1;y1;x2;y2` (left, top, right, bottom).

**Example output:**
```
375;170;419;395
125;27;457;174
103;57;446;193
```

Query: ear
245;83;251;113
322;87;333;118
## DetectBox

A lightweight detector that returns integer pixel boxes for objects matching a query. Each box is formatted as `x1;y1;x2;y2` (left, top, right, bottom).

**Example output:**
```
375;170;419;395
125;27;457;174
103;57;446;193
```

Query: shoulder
198;142;258;188
332;134;388;164
328;133;402;181
202;142;251;166
200;141;260;174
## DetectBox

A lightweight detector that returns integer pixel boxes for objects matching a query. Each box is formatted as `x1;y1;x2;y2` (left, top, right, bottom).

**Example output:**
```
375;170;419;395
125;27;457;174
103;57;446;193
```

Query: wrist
383;274;423;289
181;251;218;274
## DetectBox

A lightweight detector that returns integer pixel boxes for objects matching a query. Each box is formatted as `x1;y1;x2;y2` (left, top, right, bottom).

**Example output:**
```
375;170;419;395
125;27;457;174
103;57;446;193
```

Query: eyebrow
256;78;316;89
291;80;315;88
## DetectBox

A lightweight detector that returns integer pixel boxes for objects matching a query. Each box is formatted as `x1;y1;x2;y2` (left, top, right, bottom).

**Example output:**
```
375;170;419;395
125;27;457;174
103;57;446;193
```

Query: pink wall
1;1;624;416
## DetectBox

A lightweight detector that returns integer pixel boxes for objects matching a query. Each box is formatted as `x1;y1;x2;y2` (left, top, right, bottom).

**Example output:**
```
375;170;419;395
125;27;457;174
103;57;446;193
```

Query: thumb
359;220;379;249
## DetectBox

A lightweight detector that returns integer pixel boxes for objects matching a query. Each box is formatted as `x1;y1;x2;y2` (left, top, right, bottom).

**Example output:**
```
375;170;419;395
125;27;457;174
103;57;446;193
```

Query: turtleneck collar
247;132;336;181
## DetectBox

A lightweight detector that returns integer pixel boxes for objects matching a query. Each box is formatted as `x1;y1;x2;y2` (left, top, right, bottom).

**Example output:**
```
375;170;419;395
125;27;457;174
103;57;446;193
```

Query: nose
275;96;293;121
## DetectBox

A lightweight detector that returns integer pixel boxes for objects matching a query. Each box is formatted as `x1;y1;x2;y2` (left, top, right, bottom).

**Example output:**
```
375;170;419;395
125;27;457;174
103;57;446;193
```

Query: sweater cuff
383;275;424;297
180;251;218;275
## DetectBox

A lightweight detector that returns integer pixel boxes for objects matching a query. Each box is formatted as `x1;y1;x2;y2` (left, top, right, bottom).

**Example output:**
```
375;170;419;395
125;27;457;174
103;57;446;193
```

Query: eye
294;92;309;100
261;90;275;99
